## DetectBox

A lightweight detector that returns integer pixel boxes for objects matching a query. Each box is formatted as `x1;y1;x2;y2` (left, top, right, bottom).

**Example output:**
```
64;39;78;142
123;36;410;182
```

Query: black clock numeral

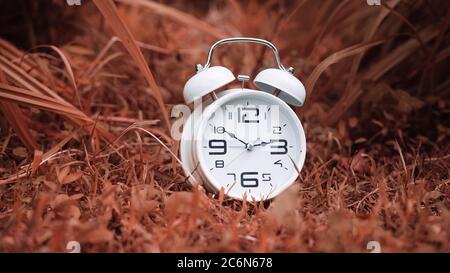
274;159;283;168
238;107;259;123
270;139;288;155
262;173;271;182
227;173;236;182
273;126;282;134
215;160;224;168
209;139;227;155
213;126;225;134
241;172;259;188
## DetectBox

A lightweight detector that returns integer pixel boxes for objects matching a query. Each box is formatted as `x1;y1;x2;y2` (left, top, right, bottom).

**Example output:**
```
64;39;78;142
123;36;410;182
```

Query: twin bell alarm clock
179;38;306;201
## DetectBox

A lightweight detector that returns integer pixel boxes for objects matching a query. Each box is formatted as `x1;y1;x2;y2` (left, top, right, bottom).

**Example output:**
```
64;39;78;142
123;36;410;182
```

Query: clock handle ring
201;37;286;71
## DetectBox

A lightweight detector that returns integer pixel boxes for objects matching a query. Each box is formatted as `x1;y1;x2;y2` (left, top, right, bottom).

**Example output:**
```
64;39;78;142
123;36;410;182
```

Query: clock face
194;90;306;201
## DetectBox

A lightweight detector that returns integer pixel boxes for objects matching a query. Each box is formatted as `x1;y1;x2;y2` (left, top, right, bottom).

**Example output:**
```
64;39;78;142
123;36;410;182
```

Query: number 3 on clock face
194;90;306;201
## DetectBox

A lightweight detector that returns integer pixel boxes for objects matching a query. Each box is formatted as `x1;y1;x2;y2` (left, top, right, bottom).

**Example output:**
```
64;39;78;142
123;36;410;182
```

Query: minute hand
224;129;248;146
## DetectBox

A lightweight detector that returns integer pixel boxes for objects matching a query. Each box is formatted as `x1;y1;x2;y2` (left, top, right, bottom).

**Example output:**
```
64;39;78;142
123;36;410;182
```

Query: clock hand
253;139;274;147
223;129;249;146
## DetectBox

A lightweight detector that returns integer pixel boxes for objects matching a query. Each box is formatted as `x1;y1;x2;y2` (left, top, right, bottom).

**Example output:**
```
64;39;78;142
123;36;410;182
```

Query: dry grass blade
0;44;116;143
0;83;91;120
366;28;438;80
310;0;351;55
304;39;385;96
118;0;227;39
326;0;399;126
93;0;171;131
83;36;171;78
226;0;245;19
107;121;199;185
26;45;83;109
0;83;115;143
346;0;400;92
277;0;309;35
0;70;37;150
0;130;79;185
0;39;71;91
87;52;124;79
380;1;425;51
326;27;439;125
0;55;65;102
0;102;38;150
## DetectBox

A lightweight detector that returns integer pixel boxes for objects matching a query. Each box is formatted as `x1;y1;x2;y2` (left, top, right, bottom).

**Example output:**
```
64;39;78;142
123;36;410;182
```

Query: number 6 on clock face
193;90;306;201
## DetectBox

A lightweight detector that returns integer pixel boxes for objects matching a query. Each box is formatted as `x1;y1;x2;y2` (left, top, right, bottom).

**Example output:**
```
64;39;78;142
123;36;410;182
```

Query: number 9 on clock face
194;91;306;201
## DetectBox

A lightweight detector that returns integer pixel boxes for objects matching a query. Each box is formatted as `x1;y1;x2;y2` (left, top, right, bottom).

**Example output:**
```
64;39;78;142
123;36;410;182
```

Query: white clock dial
194;90;306;201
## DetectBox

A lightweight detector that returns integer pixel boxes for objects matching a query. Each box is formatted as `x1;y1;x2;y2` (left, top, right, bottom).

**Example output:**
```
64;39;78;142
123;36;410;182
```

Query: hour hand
253;139;273;147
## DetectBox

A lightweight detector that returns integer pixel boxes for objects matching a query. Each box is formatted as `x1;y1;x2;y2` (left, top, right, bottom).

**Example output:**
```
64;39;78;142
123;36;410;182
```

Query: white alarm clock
179;38;306;201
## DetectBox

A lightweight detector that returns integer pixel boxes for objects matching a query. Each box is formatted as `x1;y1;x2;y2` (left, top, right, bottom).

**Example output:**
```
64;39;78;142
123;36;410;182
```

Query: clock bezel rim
193;89;306;201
